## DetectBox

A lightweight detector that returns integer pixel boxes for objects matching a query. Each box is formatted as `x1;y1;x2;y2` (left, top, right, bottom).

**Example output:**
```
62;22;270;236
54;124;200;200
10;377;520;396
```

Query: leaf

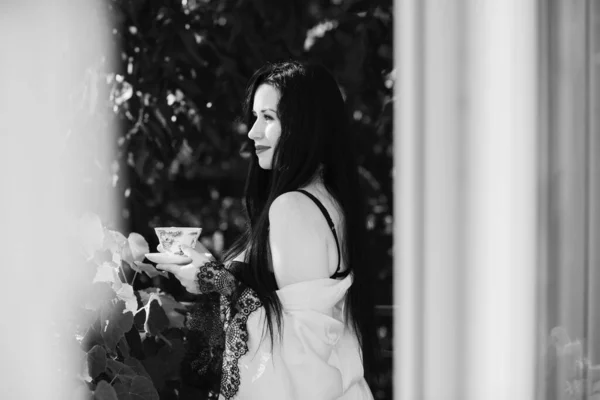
100;300;134;351
104;229;134;266
93;262;118;284
124;326;144;360
86;282;118;311
133;306;147;332
117;336;130;359
106;359;137;384
113;383;132;400
156;293;187;329
144;298;170;336
132;262;169;279
81;318;104;352
77;213;105;259
124;358;152;381
113;251;123;266
121;246;134;266
129;376;159;400
94;381;118;400
115;283;138;314
111;376;159;400
128;233;150;263
86;345;107;380
104;230;128;254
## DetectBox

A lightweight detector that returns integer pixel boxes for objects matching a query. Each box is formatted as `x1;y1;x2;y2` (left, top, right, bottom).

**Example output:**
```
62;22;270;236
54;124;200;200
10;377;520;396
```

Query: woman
157;61;378;399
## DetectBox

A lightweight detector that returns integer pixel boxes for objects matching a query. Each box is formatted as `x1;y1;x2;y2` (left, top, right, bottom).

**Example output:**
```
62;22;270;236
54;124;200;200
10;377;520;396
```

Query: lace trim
193;261;263;399
197;260;236;297
220;287;262;399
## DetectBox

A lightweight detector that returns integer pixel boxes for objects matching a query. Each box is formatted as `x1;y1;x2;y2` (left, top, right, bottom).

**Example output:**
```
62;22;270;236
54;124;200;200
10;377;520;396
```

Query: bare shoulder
269;191;317;222
268;191;330;287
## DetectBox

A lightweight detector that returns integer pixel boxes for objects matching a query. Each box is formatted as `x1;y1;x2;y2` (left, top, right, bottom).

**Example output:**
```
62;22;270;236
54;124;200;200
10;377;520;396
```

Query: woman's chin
258;159;273;170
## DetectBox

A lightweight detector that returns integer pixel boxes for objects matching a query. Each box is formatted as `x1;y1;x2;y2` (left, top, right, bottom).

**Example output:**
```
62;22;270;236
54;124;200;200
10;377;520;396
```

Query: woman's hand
155;243;215;294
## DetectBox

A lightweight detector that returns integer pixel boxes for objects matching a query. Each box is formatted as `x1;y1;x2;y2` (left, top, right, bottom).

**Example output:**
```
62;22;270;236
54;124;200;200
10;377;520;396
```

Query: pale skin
156;84;346;291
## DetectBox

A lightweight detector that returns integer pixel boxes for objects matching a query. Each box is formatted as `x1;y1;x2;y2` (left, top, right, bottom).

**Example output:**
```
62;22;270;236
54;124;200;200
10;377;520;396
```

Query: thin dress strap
295;190;348;279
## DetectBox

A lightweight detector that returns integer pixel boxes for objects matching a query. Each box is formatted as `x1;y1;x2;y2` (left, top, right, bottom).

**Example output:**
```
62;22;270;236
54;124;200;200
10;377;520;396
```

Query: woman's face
248;84;282;170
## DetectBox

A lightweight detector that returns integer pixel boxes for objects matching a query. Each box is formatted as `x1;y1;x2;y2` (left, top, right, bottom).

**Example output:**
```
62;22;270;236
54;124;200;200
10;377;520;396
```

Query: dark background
69;0;393;397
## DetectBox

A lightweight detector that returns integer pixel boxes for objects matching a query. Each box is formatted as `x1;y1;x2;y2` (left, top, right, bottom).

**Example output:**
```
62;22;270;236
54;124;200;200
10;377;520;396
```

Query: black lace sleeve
185;260;264;400
182;261;237;395
195;260;238;297
220;287;262;399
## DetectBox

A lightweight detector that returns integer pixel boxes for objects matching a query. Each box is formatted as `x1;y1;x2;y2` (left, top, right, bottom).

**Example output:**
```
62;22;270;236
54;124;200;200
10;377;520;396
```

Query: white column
463;1;538;398
394;1;538;399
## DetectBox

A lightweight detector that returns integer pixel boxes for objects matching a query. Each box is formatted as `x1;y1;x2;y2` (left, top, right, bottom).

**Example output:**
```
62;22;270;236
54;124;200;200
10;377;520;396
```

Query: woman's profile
156;60;378;399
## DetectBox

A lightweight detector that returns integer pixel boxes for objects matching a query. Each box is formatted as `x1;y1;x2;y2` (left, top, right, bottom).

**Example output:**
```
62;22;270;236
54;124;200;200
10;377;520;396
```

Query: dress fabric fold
184;261;374;400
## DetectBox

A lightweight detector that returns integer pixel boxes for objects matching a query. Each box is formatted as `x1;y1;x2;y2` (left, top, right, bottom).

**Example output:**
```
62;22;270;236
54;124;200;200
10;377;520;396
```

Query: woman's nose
247;120;263;140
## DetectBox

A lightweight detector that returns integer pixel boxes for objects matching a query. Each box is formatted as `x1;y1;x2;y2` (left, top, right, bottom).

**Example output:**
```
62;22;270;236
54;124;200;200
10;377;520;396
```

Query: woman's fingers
181;245;213;264
155;263;181;274
155;252;205;295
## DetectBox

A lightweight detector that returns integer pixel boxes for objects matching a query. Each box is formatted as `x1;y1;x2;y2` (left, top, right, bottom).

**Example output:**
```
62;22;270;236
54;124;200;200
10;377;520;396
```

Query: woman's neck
311;164;325;183
301;165;326;191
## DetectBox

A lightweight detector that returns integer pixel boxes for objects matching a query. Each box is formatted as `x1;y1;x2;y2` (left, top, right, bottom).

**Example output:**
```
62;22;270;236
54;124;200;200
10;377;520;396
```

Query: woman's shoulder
269;186;339;221
268;190;326;246
269;191;315;220
268;191;333;287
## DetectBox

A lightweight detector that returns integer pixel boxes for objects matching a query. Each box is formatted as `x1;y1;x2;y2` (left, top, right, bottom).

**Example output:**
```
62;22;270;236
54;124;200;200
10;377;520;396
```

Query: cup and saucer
145;227;202;265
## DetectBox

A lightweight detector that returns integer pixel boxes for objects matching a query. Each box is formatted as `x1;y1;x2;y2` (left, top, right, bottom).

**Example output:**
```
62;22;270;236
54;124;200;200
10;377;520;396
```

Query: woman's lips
255;145;270;154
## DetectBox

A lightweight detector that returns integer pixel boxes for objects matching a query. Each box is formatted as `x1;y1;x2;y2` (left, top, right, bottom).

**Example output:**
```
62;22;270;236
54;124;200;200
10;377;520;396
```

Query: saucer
145;253;192;265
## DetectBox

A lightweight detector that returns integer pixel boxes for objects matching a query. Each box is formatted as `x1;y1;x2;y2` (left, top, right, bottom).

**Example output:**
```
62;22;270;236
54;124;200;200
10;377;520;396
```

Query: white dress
228;274;374;400
189;260;373;400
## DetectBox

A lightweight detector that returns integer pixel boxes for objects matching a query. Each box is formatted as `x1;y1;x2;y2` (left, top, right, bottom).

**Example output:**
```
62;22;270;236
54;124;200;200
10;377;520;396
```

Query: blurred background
66;0;394;398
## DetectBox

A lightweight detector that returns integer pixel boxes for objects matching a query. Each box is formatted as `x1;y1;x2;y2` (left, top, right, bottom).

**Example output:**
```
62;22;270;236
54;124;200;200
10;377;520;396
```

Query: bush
70;213;208;399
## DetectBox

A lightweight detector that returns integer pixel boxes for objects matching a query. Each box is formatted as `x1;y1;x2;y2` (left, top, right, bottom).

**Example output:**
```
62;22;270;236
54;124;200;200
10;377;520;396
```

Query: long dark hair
224;61;379;385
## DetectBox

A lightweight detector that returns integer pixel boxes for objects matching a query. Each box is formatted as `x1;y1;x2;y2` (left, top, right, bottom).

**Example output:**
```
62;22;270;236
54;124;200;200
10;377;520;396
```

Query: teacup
154;227;202;256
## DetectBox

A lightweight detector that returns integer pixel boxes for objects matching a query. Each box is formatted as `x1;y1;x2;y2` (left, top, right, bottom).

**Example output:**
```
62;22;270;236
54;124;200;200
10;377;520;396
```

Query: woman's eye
264;115;273;121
